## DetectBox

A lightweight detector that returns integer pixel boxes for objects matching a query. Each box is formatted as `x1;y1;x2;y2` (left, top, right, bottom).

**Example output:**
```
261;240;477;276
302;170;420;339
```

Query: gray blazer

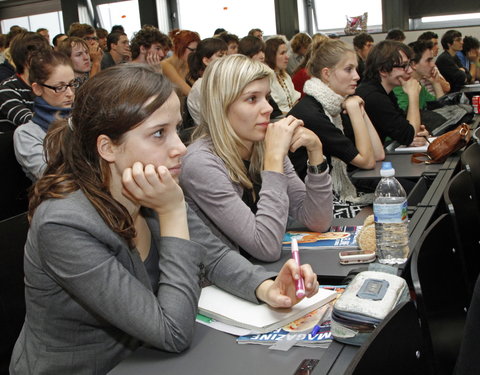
10;190;275;374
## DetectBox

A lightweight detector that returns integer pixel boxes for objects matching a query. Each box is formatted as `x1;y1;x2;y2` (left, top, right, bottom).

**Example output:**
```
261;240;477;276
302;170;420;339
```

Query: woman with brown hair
161;29;200;96
265;37;300;114
9;63;319;374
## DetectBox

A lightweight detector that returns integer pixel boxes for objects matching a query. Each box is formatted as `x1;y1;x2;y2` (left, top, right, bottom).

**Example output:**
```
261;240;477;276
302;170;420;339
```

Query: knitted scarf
303;77;373;204
32;97;72;132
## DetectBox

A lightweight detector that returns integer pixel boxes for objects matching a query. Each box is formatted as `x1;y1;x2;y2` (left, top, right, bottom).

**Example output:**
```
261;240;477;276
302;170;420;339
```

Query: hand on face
427;66;440;83
122;162;185;216
400;76;421;96
257;259;319;308
89;42;103;63
264;115;303;160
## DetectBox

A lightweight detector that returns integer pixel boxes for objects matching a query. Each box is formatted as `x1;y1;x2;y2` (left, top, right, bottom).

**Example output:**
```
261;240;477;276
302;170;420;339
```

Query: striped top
0;74;34;132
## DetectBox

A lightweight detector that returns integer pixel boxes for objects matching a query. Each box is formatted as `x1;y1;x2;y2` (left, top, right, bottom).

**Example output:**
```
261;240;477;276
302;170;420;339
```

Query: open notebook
198;285;337;334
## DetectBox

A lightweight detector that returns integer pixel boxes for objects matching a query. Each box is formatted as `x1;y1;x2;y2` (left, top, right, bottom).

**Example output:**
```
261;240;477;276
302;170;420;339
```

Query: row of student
9;57;328;374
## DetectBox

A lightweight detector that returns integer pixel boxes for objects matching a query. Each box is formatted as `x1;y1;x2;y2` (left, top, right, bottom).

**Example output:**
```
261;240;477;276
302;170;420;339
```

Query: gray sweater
180;138;333;262
10;190;275;374
13;119;47;181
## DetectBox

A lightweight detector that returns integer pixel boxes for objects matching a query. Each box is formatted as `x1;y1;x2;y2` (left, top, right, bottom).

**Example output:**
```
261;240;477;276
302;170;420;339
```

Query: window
312;0;382;34
1;12;64;43
410;13;480;30
97;0;141;38
176;0;276;39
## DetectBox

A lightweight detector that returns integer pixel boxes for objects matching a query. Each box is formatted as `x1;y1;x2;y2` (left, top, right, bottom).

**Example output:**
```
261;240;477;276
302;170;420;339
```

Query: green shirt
393;83;437;111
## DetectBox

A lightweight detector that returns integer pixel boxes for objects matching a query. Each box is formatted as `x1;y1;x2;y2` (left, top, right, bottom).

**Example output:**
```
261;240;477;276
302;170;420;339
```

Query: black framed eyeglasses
186;46;196;52
392;60;413;72
39;80;80;93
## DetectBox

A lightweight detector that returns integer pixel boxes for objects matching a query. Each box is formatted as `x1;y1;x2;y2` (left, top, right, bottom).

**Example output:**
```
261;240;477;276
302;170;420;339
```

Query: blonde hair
193;54;273;192
307;39;355;80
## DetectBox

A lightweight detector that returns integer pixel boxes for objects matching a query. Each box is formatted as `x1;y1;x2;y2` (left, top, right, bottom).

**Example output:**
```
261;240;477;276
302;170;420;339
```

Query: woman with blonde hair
289;39;384;218
180;55;333;262
265;37;300;113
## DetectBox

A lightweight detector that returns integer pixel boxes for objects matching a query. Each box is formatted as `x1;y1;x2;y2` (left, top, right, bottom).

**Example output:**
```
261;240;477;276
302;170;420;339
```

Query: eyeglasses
40;79;80;93
84;36;99;42
392;60;413;72
186;46;196;52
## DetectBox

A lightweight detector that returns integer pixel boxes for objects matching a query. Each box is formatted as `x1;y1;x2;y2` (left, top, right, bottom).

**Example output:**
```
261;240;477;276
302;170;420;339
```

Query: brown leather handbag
412;123;471;164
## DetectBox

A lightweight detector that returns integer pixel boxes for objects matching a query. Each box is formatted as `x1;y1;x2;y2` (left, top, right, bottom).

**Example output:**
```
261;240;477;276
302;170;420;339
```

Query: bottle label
374;201;408;224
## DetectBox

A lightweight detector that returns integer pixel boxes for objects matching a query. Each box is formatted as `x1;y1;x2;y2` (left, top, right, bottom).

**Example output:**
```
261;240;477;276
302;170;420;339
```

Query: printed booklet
282;226;362;250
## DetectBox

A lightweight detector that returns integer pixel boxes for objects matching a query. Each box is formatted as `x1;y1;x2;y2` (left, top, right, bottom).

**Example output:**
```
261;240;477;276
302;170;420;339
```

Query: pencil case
330;270;409;346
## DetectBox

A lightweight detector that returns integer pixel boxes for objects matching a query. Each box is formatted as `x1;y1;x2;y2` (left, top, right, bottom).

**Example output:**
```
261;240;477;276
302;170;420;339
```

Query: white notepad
198;285;337;334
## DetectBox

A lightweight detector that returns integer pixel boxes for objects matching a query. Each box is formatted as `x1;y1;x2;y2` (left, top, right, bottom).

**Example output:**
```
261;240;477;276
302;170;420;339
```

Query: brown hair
265;37;286;75
290;33;312;54
9;32;50;74
29;64;173;247
29;50;73;85
238;36;265;57
57;37;89;58
364;40;413;82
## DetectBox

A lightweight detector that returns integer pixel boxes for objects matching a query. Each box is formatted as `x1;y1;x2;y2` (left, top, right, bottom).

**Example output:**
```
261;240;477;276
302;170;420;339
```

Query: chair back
444;169;480;299
0;212;29;373
461;142;480;211
0;131;30;221
410;214;469;375
345;300;432;375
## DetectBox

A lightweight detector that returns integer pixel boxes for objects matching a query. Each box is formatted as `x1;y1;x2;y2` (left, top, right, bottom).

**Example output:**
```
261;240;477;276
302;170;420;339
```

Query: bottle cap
380;161;395;177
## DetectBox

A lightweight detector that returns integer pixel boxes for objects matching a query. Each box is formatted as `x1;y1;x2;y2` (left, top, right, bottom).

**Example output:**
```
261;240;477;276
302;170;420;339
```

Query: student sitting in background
14;51;75;181
291;33;329;97
238;36;282;118
58;37;100;85
130;26;170;71
161;29;200;96
216;32;239;55
456;36;480;82
289;39;384;217
265;37;301;114
287;32;311;75
356;40;429;147
393;41;444;112
9;63;319;374
187;38;227;126
417;31;451;94
436;30;471;92
100;32;131;70
353;32;374;83
180;55;333;262
0;32;50;131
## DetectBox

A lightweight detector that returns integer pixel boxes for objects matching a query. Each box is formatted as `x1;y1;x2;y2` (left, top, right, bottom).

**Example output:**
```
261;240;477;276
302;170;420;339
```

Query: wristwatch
307;156;328;174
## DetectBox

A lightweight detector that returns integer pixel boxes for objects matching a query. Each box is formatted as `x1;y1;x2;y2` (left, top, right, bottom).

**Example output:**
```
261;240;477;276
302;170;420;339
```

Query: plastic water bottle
373;162;409;264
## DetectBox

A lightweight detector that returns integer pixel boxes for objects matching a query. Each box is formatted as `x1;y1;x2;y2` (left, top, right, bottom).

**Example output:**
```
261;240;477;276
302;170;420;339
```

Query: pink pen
291;238;305;298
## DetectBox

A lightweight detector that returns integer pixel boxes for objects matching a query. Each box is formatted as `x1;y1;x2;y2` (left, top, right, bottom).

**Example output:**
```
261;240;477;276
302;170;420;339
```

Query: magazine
282;226;362;250
237;303;334;348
